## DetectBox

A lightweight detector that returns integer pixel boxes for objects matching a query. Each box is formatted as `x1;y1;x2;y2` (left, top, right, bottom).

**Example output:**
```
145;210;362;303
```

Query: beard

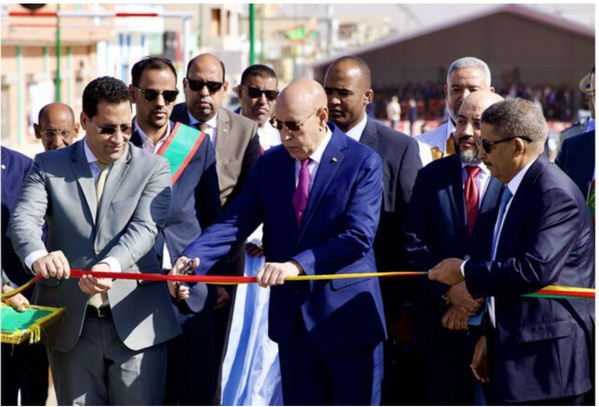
460;148;482;164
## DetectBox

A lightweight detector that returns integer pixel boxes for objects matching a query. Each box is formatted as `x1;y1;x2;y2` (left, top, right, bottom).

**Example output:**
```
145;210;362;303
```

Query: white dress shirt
135;118;170;154
187;111;218;147
344;115;368;142
25;138;122;273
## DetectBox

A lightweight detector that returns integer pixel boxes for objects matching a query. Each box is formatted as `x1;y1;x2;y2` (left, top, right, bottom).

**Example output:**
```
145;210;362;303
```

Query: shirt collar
307;127;333;164
187;111;218;129
506;157;537;196
461;161;490;175
134;117;170;146
83;137;98;164
345;115;368;142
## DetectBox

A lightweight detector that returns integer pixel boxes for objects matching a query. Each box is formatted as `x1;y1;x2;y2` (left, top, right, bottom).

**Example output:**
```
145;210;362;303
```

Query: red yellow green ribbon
1;271;594;301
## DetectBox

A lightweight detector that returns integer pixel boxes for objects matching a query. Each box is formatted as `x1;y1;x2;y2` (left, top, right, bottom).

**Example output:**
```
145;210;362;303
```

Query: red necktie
293;158;310;226
465;166;481;235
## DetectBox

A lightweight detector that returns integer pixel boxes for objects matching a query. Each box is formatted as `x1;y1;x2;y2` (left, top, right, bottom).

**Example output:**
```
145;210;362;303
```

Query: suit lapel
70;141;97;223
96;146;132;230
215;108;231;158
299;129;345;236
448;155;467;233
359;119;379;150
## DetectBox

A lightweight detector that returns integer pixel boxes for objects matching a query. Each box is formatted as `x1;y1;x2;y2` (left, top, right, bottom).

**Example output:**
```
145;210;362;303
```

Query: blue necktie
469;186;513;327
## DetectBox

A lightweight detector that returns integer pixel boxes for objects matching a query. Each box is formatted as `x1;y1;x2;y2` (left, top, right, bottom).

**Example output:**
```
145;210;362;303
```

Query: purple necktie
293;158;310;226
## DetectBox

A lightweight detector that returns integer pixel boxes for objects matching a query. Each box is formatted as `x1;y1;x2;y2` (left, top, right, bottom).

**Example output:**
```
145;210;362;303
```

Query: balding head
183;53;228;122
323;57;374;132
34;102;79;151
275;79;329;160
455;90;504;164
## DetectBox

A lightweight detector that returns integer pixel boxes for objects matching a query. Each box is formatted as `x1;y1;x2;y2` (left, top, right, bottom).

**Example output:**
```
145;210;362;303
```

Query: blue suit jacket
404;154;502;344
555;129;595;199
1;147;33;288
183;124;387;352
131;120;223;313
465;154;594;403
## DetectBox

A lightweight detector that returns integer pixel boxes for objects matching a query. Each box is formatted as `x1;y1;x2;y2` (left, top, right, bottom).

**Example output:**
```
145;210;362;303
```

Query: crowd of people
1;53;594;407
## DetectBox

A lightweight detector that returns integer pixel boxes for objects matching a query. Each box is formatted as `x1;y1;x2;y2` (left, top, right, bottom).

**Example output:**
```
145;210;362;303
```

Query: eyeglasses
275;109;320;132
240;85;279;101
88;117;133;136
186;78;223;93
480;136;532;153
135;87;179;103
40;129;72;139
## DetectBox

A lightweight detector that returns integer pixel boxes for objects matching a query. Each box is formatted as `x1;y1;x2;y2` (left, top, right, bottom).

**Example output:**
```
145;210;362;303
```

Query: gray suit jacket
171;104;261;208
9;140;181;353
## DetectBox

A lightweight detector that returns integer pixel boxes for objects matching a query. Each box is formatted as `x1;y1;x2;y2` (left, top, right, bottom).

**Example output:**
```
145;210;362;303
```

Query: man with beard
416;56;494;162
405;90;504;404
128;57;223;405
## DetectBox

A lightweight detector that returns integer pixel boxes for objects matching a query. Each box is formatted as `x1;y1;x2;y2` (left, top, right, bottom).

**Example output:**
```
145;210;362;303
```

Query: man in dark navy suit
128;57;223;405
323;57;422;405
430;99;594;405
173;79;386;405
405;90;504;405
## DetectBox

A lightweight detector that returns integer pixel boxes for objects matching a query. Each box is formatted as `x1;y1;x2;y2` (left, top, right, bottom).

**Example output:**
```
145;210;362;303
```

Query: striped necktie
89;162;111;309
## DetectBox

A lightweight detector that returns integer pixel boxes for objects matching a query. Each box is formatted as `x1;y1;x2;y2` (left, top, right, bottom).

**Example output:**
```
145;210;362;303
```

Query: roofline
308;4;595;70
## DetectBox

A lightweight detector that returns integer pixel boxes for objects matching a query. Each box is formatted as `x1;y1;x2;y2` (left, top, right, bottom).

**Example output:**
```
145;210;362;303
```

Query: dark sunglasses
275;109;319;132
480;136;532;153
186;78;223;93
242;85;279;101
88;117;134;136
135;87;179;103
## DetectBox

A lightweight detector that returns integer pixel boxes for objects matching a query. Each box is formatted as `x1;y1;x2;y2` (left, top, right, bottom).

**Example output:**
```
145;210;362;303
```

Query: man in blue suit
1;146;50;406
323;56;422;405
173;78;386;405
405;91;504;405
430;99;594;405
128;57;223;405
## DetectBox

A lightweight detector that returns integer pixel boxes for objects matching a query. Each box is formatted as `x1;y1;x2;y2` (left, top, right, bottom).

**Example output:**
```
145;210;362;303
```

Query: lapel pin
331;157;337;163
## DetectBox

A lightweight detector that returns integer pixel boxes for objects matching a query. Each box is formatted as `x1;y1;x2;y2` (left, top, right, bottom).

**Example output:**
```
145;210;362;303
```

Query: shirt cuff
460;259;467;277
100;257;121;272
25;250;49;273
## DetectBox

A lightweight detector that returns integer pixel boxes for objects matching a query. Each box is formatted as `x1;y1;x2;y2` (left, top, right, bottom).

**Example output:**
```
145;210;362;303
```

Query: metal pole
55;3;62;102
183;16;191;72
249;4;255;66
259;4;264;64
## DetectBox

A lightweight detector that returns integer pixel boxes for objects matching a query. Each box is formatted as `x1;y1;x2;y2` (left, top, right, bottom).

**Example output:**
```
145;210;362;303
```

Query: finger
78;276;94;294
51;253;65;279
427;270;438;280
36;262;50;279
256;266;268;287
46;260;57;278
60;254;71;279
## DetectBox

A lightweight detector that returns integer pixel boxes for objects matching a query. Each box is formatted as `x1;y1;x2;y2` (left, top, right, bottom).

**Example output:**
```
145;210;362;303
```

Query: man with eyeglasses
429;98;594;406
10;76;180;405
405;90;504;405
34;102;79;151
128;56;223;405
171;78;386;405
322;55;422;405
171;53;262;387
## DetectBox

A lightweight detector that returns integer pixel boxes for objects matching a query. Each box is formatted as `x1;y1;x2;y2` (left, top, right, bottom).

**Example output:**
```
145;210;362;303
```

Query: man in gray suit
170;53;262;379
10;76;180;405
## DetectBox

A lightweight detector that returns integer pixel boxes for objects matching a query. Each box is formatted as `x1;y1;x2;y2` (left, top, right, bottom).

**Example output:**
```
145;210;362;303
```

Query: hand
441;304;470;330
446;282;483;316
471;335;490;383
256;261;302;287
2;284;29;312
32;251;70;279
428;258;465;286
213;286;231;311
245;243;264;258
172;256;200;275
167;267;190;300
78;263;113;295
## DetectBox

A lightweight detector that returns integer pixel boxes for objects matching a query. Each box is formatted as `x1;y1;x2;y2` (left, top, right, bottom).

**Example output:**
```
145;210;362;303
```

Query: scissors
175;260;195;302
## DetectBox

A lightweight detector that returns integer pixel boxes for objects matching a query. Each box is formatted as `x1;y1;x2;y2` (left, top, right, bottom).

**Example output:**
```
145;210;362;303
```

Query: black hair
240;64;278;86
131;57;177;87
82;76;131;118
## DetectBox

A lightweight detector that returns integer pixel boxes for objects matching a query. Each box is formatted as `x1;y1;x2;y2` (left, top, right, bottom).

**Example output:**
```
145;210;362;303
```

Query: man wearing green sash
129;57;223;405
